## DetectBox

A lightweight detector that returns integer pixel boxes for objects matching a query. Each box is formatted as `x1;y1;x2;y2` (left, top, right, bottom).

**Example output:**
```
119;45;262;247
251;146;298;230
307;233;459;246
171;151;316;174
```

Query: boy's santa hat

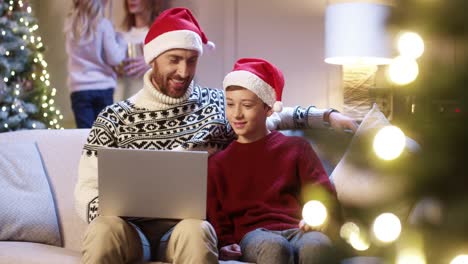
223;58;284;112
144;7;215;64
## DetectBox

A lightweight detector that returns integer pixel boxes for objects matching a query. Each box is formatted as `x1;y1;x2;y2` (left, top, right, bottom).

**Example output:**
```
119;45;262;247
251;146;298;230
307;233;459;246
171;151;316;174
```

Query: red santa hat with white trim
143;7;215;64
223;58;284;112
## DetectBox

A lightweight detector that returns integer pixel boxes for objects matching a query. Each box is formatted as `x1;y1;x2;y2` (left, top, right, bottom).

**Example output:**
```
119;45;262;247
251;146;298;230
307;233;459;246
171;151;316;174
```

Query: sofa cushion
330;104;419;207
0;142;61;246
0;241;80;264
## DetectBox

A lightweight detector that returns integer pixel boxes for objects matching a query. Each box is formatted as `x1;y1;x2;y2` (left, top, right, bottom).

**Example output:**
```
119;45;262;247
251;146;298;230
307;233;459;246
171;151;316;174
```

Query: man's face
225;86;272;143
150;49;199;98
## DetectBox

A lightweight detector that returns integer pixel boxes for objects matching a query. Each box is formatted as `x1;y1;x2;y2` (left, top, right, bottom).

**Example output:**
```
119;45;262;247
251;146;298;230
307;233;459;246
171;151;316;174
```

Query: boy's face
225;86;273;143
150;49;199;98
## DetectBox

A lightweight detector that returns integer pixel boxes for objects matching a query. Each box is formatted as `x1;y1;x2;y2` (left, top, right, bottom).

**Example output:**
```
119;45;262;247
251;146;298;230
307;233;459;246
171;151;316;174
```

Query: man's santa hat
143;7;215;64
223;58;284;112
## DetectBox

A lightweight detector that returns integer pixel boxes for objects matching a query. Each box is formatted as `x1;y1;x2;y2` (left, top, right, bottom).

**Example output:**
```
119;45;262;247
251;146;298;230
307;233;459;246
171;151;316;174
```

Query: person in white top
115;0;164;100
65;0;127;128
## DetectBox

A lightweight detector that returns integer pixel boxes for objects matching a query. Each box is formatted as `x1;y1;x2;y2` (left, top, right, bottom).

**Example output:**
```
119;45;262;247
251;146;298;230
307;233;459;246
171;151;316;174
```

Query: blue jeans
70;88;113;128
239;228;337;264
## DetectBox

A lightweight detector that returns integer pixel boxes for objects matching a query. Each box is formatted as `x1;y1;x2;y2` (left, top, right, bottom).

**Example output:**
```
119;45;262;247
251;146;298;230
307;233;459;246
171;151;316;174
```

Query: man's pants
81;216;219;264
239;228;338;264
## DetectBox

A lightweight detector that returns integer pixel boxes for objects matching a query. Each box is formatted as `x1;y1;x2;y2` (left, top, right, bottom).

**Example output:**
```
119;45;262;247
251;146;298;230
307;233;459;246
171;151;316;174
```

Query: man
75;7;357;264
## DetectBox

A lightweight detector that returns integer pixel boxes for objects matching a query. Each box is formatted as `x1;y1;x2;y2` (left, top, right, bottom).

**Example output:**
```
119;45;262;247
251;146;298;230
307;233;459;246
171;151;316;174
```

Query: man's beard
151;66;191;98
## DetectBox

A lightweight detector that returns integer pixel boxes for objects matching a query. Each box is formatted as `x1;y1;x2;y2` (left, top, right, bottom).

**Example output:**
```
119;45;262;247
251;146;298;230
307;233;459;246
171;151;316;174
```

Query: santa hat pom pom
206;41;216;50
273;101;283;112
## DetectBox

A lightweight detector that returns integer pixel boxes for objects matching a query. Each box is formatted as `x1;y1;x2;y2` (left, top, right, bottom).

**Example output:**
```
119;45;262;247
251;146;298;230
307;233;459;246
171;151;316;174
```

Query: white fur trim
273;101;283;112
144;30;203;64
206;41;215;50
223;70;276;108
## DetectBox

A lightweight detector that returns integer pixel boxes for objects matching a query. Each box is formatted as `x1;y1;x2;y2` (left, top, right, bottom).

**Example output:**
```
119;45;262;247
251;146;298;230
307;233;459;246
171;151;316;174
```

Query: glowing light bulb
387;56;419;85
373;213;401;243
398;31;424;59
348;232;370;251
373;126;406;160
302;200;327;227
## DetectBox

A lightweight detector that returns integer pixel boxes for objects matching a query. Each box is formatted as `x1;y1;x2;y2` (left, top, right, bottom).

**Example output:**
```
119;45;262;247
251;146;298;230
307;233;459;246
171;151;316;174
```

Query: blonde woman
116;0;165;100
65;0;127;128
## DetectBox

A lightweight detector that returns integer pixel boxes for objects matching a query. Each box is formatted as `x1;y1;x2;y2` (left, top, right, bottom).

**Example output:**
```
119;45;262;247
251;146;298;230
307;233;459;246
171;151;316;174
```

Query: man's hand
123;56;150;78
219;243;242;260
299;219;325;232
329;112;359;133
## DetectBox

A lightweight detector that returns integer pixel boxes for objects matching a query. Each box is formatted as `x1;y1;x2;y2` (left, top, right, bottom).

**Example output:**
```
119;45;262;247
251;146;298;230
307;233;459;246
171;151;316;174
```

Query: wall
33;0;339;128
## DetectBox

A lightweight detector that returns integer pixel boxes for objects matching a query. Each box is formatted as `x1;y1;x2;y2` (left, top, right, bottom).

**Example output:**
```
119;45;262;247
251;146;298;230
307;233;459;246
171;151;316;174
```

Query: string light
373;213;401;243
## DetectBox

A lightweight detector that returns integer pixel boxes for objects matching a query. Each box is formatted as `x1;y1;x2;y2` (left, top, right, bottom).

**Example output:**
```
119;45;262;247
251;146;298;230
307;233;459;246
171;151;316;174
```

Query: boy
208;58;339;264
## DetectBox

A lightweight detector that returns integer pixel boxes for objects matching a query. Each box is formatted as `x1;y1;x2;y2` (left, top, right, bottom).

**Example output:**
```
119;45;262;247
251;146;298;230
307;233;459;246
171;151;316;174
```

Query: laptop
98;147;208;220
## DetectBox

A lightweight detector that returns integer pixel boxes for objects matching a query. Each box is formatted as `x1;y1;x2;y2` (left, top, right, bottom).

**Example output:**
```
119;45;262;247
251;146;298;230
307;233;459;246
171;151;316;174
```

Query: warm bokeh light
349;232;370;251
302;200;327;227
373;126;406;160
451;255;468;264
396;248;426;264
340;222;370;251
340;222;360;241
387;56;419;85
398;31;425;59
373;213;401;243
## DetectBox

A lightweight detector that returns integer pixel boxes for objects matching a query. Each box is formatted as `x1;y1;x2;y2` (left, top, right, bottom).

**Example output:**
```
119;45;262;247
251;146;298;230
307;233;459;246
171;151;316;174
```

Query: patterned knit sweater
74;70;329;223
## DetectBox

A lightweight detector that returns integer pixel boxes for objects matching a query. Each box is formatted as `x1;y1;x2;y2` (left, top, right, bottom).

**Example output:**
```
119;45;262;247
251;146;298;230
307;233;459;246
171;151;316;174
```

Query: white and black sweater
75;70;329;223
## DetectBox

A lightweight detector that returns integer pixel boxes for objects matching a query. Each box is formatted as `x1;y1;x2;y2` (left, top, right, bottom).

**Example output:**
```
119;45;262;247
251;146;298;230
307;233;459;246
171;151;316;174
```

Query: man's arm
74;111;118;223
266;106;358;132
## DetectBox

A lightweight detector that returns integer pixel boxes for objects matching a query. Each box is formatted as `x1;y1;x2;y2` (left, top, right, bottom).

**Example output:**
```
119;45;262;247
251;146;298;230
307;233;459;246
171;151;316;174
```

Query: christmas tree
334;1;468;263
0;0;62;132
387;1;468;263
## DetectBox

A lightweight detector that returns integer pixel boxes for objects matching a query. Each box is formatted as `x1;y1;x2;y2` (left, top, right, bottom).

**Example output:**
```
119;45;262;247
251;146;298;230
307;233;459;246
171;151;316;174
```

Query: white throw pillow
331;104;419;208
0;142;61;246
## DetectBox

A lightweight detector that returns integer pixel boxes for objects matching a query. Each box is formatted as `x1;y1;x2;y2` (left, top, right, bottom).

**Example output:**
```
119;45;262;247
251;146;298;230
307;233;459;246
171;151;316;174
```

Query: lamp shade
325;2;392;65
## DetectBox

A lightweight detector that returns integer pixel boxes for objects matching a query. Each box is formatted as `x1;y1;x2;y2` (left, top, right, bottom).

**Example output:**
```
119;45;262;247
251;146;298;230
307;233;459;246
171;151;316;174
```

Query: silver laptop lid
98;147;208;220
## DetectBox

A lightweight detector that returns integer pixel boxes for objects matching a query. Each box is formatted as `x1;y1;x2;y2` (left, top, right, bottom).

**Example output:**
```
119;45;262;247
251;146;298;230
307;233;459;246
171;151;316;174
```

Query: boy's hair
121;0;165;32
65;0;105;43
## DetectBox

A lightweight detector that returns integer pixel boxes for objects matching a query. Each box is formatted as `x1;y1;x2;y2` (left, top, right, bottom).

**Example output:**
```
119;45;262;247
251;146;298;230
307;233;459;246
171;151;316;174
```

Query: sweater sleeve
266;106;328;131
207;157;236;248
100;19;127;66
298;140;336;196
74;108;118;223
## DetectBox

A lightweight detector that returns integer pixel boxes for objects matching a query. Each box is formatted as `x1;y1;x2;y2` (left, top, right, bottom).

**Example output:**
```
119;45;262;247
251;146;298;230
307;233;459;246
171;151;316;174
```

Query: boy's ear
266;106;274;117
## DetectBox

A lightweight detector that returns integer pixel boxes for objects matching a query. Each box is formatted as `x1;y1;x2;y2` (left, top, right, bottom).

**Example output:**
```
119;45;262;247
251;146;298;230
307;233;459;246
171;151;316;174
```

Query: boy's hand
299;219;325;232
219;243;242;260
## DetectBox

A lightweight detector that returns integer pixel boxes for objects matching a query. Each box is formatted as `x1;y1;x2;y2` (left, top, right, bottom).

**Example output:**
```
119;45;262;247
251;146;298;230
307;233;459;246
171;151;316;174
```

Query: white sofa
0;128;383;264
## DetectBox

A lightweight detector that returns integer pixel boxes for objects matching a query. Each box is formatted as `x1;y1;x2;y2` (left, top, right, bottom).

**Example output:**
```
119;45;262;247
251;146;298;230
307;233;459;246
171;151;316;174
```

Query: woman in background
116;0;165;100
65;0;127;128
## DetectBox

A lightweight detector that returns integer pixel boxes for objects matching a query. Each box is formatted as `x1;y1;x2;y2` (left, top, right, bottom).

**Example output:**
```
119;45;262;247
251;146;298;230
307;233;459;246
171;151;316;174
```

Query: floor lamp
325;2;393;120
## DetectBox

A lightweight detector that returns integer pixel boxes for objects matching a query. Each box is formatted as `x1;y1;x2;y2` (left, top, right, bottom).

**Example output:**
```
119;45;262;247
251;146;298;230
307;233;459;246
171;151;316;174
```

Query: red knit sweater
207;131;336;247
